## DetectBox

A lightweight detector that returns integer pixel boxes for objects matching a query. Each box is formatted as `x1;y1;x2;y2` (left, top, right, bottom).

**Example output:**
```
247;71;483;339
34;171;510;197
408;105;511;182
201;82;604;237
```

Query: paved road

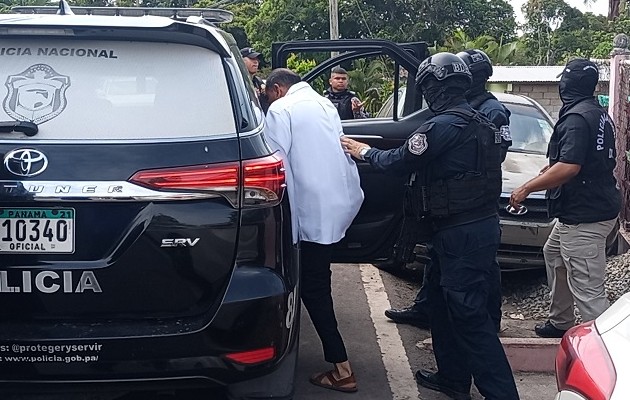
295;264;556;400
4;264;557;400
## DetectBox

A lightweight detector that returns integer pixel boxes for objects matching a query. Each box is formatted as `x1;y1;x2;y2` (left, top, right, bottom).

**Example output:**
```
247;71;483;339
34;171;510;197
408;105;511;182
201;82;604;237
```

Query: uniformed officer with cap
510;58;620;338
342;52;519;400
240;46;269;113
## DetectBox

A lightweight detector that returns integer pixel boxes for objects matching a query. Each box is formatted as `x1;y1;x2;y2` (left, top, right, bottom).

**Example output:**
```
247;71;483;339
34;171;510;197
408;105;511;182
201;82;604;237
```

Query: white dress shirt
264;81;364;245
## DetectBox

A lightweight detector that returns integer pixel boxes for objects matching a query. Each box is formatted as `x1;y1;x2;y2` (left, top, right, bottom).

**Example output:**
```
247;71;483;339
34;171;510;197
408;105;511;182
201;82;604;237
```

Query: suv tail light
129;154;285;208
242;154;286;207
555;321;616;400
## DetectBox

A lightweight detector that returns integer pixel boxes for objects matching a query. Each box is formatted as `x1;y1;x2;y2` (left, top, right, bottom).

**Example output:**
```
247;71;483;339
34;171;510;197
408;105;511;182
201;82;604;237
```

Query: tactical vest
409;108;502;227
326;90;355;120
547;100;619;220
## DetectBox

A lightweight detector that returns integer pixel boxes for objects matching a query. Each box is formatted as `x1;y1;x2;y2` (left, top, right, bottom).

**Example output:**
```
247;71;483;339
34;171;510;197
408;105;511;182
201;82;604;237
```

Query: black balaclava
421;76;467;114
468;72;488;98
466;72;495;108
558;59;599;118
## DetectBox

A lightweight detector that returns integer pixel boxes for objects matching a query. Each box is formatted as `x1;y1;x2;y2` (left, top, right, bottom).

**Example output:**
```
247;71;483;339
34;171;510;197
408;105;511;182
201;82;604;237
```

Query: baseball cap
240;47;261;59
556;58;599;84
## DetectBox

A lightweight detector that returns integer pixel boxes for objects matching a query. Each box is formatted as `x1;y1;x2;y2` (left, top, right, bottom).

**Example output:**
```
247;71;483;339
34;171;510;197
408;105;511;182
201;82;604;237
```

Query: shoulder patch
499;125;512;141
408;133;429;156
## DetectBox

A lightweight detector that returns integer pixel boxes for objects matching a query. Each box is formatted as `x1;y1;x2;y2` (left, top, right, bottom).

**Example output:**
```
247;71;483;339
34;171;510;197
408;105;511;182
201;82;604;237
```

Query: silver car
377;90;557;270
494;92;556;270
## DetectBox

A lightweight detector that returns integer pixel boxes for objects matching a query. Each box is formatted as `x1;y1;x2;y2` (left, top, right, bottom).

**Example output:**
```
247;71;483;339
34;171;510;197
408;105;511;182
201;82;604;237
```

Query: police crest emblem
3;64;71;124
408;133;428;155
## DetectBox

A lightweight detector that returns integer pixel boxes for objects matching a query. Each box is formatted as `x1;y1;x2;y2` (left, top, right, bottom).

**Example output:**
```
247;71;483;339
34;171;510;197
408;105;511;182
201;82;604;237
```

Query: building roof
489;62;610;83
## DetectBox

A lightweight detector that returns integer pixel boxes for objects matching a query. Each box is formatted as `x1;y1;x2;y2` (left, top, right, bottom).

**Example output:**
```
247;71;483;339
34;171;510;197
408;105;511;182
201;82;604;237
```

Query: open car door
271;39;433;263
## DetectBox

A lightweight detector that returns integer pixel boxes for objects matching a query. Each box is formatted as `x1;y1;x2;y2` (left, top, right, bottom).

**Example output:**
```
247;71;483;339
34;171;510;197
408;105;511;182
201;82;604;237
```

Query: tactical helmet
456;49;493;77
415;52;472;89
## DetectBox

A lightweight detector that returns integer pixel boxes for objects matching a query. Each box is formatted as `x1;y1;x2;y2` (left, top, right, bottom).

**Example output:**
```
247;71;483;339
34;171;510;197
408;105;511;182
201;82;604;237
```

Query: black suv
0;6;299;400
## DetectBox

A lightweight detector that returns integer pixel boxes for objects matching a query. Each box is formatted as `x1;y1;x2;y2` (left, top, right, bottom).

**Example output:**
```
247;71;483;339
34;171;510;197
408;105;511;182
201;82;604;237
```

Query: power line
353;0;373;37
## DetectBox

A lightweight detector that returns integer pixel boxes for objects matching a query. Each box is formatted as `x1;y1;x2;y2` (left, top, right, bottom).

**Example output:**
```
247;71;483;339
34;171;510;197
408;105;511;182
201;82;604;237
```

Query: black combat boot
415;370;471;400
534;320;568;338
384;306;430;329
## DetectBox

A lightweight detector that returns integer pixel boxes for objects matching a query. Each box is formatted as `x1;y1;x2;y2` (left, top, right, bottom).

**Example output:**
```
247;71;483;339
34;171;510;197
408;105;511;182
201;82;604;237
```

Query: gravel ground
502;251;630;321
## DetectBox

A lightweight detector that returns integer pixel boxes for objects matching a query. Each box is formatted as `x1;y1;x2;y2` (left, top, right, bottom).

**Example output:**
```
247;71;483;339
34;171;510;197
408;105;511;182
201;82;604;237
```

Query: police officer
384;49;510;333
458;49;512;161
342;53;519;400
510;58;620;338
240;47;270;113
324;66;368;120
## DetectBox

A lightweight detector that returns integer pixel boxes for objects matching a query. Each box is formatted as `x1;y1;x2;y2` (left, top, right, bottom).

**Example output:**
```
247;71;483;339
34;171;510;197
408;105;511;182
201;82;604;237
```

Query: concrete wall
504;82;610;120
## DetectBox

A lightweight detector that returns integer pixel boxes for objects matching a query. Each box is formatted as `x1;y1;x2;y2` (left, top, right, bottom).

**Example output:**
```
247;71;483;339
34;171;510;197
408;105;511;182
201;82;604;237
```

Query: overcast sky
510;0;608;23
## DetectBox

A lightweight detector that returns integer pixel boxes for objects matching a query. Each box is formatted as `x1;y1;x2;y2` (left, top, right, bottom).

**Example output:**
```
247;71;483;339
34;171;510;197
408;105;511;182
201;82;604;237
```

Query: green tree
346;58;394;114
196;0;260;48
521;0;572;65
247;0;517;60
436;29;522;65
552;11;609;63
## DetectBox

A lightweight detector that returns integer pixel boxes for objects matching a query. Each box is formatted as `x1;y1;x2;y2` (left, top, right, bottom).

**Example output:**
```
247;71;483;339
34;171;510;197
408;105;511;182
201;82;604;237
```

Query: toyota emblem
4;149;48;177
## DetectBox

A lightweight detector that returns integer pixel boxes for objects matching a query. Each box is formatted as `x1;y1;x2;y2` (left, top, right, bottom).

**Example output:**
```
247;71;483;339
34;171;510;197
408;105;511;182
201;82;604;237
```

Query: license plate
0;208;75;254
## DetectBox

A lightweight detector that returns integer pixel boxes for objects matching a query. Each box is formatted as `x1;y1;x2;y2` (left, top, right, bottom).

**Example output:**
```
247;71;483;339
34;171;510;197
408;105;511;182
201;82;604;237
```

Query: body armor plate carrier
409;108;502;224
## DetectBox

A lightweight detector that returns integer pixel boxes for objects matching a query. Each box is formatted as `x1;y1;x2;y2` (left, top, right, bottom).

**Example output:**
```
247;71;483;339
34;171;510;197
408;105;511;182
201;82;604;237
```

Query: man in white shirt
264;68;364;393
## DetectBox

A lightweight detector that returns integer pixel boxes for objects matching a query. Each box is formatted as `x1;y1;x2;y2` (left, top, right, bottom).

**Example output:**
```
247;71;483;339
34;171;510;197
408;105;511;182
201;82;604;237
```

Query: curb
419;337;560;373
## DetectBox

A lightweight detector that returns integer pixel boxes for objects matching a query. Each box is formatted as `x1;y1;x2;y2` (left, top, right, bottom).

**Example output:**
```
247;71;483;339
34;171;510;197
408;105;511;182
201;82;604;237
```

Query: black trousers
428;216;519;400
412;258;502;332
300;241;348;363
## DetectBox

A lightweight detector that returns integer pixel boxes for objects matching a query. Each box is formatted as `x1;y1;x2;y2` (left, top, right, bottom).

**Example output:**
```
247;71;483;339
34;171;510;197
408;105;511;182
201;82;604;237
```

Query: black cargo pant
411;258;502;332
300;241;348;363
427;215;519;400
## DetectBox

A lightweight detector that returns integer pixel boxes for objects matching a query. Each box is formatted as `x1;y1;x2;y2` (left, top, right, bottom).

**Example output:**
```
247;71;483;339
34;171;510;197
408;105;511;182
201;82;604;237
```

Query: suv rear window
0;38;236;140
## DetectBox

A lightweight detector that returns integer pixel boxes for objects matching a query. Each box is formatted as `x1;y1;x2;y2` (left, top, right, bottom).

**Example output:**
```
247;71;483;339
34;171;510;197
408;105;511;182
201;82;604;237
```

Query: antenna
56;0;75;15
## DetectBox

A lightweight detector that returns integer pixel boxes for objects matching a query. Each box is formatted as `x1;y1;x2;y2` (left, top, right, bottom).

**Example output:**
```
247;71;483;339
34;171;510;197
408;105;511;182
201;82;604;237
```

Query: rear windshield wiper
0;121;38;137
508;148;544;155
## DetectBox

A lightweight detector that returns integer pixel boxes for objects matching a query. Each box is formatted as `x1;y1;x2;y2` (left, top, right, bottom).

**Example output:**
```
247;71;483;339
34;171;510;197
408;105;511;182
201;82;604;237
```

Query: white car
554;292;630;400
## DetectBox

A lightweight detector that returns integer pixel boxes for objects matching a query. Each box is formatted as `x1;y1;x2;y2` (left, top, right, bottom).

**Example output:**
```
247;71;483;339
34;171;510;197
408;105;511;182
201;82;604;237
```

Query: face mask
559;76;596;103
422;85;450;113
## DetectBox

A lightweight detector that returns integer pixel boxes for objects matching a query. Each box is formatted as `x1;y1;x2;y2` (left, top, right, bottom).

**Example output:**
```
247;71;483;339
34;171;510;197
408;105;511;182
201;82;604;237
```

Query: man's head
265;68;302;104
240;47;261;75
329;66;350;92
415;52;471;113
457;49;493;80
456;49;493;96
557;58;599;102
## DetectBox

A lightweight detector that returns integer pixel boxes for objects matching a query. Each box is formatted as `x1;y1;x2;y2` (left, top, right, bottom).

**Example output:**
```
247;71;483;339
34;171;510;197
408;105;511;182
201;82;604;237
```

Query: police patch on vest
3;64;70;124
500;125;512;141
408;133;428;155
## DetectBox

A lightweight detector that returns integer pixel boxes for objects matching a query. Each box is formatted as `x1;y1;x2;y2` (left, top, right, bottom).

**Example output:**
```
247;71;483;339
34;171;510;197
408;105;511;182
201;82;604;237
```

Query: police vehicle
0;4;298;399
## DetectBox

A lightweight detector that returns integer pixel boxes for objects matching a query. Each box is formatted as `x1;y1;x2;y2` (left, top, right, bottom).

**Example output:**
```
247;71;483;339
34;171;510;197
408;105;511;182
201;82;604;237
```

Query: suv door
271;39;429;262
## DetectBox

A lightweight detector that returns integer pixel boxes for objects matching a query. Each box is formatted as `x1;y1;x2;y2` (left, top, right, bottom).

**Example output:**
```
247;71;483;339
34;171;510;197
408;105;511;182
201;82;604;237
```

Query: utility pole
329;0;339;40
329;0;339;56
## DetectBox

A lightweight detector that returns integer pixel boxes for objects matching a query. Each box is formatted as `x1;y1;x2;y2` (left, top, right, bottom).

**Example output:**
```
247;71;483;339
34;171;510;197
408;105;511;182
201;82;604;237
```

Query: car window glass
375;85;427;119
0;39;236;140
222;33;263;128
504;103;553;154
